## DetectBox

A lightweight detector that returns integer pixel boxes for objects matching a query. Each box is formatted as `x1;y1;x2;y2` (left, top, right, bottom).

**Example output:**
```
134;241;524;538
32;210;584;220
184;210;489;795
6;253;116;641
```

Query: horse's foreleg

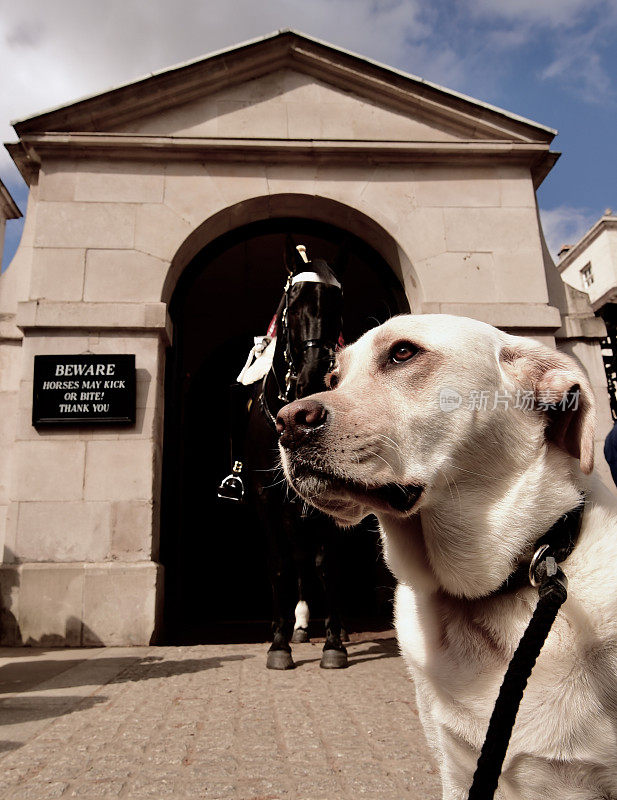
266;552;295;670
290;524;312;643
315;541;348;669
291;599;310;643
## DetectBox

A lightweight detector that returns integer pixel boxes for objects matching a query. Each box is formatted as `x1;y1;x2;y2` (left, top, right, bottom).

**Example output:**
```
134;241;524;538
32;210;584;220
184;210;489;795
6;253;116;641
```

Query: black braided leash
467;498;585;800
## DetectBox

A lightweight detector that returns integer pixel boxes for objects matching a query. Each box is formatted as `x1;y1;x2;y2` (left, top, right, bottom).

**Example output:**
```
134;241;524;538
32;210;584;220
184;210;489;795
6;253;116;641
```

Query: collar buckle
529;544;568;593
529;544;551;587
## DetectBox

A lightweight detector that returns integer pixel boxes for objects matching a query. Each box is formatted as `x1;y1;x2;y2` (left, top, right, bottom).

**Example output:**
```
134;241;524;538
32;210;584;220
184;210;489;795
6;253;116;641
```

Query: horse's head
283;244;344;399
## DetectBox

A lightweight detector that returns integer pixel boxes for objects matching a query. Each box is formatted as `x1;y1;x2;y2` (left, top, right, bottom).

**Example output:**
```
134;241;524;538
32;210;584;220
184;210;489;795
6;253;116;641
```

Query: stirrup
217;460;245;502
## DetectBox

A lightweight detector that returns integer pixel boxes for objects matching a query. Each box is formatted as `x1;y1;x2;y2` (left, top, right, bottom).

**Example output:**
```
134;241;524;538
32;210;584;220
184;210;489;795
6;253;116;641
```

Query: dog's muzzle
276;398;327;450
277;398;424;516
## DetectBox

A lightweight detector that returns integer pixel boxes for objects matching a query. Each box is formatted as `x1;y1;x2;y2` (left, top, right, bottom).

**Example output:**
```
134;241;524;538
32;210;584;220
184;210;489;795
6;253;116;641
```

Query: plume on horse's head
284;235;348;286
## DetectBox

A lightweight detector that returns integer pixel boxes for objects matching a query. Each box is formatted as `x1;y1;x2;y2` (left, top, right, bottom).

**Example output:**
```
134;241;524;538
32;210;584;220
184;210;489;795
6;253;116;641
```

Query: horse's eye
327;372;339;389
389;342;418;364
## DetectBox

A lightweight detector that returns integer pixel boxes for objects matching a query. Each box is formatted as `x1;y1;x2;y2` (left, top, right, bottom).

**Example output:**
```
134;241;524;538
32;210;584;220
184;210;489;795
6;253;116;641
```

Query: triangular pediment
111;68;476;142
11;31;555;146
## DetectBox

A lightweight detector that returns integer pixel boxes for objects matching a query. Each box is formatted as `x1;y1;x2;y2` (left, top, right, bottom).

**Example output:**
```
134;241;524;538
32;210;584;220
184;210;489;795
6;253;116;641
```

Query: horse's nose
276;399;328;446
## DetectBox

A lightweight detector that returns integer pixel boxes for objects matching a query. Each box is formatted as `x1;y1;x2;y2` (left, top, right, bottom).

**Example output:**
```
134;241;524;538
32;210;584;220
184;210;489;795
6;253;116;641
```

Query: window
581;263;594;289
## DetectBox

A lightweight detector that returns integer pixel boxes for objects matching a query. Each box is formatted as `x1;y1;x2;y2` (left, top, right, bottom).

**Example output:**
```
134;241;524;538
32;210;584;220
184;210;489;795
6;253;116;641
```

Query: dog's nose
276;399;328;447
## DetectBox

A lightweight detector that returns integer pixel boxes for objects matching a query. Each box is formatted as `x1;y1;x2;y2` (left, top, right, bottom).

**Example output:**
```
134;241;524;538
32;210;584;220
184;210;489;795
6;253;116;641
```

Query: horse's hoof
320;648;348;669
291;627;310;643
340;628;350;642
266;650;295;670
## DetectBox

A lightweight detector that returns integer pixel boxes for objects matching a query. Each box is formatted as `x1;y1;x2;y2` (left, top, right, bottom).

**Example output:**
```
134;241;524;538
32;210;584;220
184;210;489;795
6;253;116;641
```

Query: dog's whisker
371;433;405;459
262;475;288;490
360;448;394;471
449;464;495;480
444;472;462;520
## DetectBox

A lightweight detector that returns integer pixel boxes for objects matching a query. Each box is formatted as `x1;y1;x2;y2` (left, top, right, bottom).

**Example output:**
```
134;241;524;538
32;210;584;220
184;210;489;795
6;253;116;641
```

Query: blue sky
1;0;616;269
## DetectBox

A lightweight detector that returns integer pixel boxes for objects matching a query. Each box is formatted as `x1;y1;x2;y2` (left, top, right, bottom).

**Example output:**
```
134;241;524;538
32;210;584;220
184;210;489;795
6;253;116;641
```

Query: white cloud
466;0;607;28
539;24;614;101
0;0;433;121
0;1;450;168
539;205;599;259
465;0;617;103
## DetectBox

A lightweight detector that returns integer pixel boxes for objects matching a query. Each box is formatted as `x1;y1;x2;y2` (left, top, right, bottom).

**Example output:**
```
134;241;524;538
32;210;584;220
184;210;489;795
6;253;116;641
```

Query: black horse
243;241;348;670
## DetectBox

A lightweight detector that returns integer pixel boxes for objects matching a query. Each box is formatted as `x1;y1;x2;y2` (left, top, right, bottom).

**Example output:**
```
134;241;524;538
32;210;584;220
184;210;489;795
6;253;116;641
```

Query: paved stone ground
0;634;440;800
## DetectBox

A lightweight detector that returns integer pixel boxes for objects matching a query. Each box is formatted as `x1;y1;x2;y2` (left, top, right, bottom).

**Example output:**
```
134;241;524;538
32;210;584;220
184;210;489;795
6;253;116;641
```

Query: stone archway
162;193;420;311
160;210;413;644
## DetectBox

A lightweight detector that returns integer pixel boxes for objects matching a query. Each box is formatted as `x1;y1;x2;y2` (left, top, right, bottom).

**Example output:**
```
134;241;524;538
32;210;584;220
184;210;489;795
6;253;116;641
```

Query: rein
467;496;585;799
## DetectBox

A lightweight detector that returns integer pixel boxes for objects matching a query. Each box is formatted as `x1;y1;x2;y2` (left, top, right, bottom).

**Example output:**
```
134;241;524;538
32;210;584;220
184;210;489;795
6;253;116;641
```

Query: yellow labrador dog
276;314;617;800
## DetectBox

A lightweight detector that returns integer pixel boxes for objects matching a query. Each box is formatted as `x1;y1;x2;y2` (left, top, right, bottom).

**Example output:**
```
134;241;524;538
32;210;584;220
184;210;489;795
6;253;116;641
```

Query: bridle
281;270;342;399
261;267;342;426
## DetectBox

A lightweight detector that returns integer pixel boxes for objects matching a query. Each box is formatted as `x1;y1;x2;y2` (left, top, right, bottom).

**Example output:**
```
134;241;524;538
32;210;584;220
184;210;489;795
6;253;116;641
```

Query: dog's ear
499;339;596;474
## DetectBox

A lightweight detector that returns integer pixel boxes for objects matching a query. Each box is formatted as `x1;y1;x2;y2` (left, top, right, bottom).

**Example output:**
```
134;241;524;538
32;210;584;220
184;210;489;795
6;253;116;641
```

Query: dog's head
277;314;596;526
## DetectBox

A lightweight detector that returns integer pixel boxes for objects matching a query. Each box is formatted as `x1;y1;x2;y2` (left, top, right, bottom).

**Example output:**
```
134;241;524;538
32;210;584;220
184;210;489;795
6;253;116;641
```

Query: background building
0;31;609;646
558;211;617;310
558;211;617;421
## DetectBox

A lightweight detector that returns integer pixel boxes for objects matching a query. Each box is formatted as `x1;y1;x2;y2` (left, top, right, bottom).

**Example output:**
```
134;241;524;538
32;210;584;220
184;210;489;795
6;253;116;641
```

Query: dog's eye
389;342;418;364
326;372;339;389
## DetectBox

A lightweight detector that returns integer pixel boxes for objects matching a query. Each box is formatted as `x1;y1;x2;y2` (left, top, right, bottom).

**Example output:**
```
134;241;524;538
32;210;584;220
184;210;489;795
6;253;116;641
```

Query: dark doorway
161;217;410;644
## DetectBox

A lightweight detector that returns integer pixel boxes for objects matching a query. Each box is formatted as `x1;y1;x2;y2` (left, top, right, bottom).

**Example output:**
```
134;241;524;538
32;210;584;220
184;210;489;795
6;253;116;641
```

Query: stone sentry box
0;30;610;646
32;355;136;425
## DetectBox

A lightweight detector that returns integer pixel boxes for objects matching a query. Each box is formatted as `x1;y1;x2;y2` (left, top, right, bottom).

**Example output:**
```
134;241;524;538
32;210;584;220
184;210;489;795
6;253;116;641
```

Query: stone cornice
16;301;172;345
419;302;562;330
0;179;21;220
7;134;559;188
14;299;562;338
553;314;607;339
0;313;23;342
591;286;617;313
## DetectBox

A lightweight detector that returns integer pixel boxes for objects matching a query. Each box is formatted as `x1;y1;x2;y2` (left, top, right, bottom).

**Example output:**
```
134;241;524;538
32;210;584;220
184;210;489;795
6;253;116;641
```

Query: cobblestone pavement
0;634;440;800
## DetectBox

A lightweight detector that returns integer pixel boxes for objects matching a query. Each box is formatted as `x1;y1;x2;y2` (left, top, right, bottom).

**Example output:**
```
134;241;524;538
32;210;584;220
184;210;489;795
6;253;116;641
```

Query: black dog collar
496;495;585;595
